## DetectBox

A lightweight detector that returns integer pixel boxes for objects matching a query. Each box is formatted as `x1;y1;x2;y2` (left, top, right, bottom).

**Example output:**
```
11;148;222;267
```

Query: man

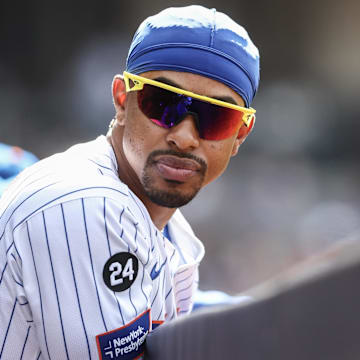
0;5;259;359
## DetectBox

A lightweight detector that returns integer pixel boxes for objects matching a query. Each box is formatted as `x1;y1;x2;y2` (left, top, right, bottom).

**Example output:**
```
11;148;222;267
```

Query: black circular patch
103;252;139;292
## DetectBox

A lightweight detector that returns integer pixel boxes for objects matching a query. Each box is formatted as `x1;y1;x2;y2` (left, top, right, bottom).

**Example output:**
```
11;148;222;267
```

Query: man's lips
154;155;202;182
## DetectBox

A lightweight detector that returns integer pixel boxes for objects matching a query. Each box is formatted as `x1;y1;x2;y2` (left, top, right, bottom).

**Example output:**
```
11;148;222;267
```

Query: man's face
116;70;247;208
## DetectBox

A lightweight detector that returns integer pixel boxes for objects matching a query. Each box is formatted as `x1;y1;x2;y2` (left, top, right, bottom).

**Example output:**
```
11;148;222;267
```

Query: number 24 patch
103;252;139;292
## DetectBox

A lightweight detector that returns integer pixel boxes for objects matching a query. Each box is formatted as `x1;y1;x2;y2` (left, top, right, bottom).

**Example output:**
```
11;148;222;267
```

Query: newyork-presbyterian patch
96;309;150;359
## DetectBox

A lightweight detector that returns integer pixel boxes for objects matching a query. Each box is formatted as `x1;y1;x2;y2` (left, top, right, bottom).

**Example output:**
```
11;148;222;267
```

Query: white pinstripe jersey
0;136;204;359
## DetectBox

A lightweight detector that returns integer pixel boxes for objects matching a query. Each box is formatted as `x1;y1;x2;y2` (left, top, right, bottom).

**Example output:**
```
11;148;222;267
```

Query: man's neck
107;130;176;230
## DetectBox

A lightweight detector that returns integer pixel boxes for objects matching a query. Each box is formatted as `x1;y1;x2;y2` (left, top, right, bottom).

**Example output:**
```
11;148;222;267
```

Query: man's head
126;5;259;108
110;5;260;209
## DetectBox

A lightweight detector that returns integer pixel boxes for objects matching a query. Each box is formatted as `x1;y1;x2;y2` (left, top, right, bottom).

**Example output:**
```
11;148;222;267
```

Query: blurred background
1;0;360;294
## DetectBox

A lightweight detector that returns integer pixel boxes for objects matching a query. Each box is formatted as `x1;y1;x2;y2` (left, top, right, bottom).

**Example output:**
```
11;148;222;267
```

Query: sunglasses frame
122;71;256;128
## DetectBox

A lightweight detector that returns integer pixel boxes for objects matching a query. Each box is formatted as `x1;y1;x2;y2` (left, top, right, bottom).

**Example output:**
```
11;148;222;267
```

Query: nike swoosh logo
150;259;167;280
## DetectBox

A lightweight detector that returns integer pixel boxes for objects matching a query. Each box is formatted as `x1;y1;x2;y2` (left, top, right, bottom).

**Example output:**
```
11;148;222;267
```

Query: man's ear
231;116;255;156
112;75;127;110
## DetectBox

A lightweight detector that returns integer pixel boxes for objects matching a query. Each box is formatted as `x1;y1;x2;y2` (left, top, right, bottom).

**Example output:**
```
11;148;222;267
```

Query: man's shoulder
0;138;134;230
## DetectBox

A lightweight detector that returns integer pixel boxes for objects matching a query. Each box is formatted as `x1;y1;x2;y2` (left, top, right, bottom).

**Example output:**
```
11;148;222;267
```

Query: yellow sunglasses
123;71;256;141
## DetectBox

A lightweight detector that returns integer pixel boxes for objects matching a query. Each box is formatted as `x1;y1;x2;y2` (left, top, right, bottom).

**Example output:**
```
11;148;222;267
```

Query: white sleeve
0;227;41;359
1;195;152;359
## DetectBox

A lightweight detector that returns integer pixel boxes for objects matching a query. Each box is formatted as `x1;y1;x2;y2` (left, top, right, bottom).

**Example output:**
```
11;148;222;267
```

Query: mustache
147;149;207;173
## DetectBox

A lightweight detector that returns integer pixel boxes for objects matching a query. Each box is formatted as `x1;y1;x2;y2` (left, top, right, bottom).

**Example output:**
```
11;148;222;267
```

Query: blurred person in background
0;143;38;196
0;5;259;359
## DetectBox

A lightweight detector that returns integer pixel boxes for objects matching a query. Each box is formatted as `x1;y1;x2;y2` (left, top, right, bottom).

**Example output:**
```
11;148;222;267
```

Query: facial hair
141;149;207;208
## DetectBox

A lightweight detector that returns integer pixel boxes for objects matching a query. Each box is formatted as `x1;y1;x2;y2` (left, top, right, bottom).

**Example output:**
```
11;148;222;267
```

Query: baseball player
0;5;260;359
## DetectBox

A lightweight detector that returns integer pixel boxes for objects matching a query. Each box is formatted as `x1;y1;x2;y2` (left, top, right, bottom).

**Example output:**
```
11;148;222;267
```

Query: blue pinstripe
172;241;187;265
88;159;113;172
103;154;113;162
104;198;125;325
128;191;153;238
129;287;138;317
3;186;130;268
119;208;125;242
119;207;125;223
128;192;147;223
150;233;154;252
156;307;164;321
126;206;135;218
0;167;57;223
175;268;189;276
169;248;176;262
61;204;91;358
119;208;131;253
156;272;167;320
11;276;23;287
0;299;17;358
26;222;51;360
140;247;151;303
177;295;192;303
151;278;160;307
6;186;128;242
165;286;173;300
103;198;112;255
113;293;126;325
0;261;8;285
175;273;193;287
5;242;12;256
0;171;43;216
0;182;58;240
175;282;193;297
19;326;31;360
13;241;23;262
42;211;70;359
133;223;138;253
82;199;108;332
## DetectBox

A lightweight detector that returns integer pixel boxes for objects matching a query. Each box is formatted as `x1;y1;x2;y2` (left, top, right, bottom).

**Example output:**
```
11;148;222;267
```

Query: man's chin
145;188;199;208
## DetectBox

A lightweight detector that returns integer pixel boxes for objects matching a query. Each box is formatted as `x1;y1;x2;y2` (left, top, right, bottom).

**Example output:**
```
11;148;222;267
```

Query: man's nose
165;114;200;151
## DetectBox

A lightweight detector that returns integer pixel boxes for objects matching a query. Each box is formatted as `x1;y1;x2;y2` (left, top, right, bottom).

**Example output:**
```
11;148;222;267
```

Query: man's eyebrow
213;96;238;105
153;77;239;106
153;77;183;89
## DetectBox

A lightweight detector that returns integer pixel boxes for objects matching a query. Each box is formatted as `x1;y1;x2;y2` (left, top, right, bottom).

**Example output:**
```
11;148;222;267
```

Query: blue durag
126;5;260;107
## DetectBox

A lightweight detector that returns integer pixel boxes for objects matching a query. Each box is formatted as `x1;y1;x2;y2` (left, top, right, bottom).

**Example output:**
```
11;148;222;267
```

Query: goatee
141;149;207;208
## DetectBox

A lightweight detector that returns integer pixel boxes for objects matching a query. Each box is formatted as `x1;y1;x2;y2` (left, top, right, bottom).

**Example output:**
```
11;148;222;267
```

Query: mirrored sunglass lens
138;85;188;128
191;100;243;140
